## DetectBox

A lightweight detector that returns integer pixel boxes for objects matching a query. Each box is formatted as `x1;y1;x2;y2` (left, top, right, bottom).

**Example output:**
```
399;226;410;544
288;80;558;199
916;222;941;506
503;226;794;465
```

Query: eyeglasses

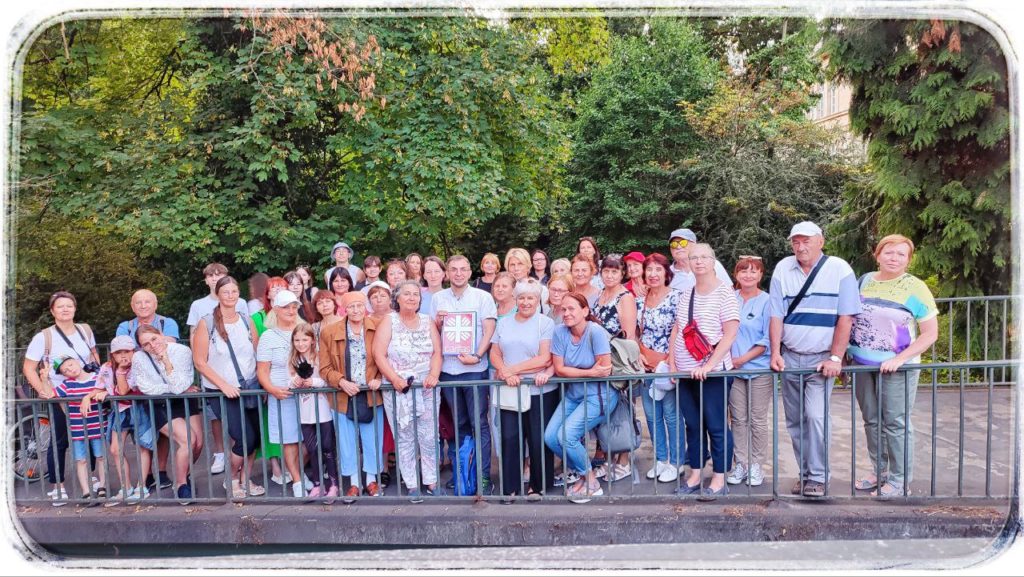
670;239;689;249
688;255;714;262
738;255;763;261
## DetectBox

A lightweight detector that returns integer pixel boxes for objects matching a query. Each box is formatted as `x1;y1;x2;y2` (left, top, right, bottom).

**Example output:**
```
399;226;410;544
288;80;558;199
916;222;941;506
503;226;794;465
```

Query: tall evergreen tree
822;19;1010;296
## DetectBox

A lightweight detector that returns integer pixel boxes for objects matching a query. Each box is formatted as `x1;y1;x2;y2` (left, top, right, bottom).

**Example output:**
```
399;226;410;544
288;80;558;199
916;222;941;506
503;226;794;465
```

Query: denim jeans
640;383;683;466
544;383;618;475
335;406;385;477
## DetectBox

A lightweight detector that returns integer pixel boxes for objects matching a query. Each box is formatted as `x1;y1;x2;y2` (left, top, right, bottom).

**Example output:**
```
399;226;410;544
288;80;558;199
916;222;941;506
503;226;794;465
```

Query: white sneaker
657;462;678;483
302;475;314;491
211;453;226;475
91;476;102;493
292;482;304;498
50;487;68;507
271;473;286;485
134;485;150;500
104;488;131;508
727;463;748;485
646;462;658;480
748;463;764;487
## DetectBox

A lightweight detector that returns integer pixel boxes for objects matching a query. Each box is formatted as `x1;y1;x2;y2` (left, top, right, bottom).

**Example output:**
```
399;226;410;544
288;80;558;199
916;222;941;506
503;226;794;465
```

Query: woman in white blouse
131;324;203;504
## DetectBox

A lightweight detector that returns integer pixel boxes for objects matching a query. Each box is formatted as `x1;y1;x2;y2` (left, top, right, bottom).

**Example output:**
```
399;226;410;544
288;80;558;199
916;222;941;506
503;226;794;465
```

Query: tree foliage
556;18;719;257
822;19;1010;296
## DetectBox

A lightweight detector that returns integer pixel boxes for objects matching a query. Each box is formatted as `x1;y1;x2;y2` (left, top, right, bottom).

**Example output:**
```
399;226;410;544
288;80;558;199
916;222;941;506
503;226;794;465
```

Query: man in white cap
324;242;365;287
667;227;731;292
768;220;860;497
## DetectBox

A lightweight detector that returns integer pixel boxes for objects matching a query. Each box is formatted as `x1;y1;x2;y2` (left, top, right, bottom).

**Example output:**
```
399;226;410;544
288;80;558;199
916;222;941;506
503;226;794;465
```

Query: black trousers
46;404;69;484
498;388;559;496
207;397;262;457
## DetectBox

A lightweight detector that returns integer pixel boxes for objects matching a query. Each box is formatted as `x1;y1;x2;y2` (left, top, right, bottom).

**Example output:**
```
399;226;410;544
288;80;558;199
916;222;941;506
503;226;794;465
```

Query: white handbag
495;382;532;412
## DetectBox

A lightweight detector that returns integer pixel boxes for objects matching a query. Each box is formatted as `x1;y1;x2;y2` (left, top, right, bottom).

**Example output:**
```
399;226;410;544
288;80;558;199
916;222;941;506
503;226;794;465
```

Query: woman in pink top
667;243;739;499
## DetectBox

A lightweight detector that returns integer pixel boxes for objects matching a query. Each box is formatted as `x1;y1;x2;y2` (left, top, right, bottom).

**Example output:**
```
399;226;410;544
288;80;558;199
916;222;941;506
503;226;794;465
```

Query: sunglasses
738;255;763;261
669;239;690;249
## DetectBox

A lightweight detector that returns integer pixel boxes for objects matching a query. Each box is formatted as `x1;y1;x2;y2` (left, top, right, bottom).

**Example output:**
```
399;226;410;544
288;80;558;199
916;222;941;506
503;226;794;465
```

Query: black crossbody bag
345;325;374;424
784;256;829;322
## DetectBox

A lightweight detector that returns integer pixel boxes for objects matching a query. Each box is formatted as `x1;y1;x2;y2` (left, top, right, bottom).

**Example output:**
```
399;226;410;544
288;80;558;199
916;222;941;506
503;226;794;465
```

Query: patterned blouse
593;290;628;337
636;289;682;353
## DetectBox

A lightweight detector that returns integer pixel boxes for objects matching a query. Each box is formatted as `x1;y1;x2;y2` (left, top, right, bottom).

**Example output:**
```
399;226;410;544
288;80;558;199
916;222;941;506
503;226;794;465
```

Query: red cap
623;251;646;264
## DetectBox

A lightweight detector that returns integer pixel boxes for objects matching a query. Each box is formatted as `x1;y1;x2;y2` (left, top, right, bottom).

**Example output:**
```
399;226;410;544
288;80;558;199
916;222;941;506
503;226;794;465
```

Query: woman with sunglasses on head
725;255;773;489
131;324;204;505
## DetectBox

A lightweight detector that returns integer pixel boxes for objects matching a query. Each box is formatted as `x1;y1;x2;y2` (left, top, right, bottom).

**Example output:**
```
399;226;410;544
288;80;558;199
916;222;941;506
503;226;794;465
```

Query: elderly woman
636;253;683;483
256;290;307;498
546;274;575;323
321;291;386;500
490;278;557;500
506;248;550;313
849;234;938;497
623;252;648;299
570;254;601;309
373;280;443;503
550;258;571;280
668;243;739;499
726;256;773;488
192;276;265;499
22;291;102;505
366;281;393;320
473;253;501;293
419;256;447;315
544;293;616;504
131;324;204;504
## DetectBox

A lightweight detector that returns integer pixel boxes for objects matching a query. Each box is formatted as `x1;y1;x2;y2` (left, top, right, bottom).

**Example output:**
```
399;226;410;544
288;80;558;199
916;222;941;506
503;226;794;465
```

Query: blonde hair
288;323;318;375
874;234;915;259
504;247;531;271
480;253;501;272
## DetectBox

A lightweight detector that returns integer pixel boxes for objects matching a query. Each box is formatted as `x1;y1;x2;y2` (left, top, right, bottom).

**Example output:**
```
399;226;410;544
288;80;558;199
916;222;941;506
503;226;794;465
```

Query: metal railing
11;359;1017;507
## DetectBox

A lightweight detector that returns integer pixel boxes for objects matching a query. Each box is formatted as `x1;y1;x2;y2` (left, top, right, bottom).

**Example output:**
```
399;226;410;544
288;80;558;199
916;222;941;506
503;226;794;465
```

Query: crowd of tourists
21;222;938;506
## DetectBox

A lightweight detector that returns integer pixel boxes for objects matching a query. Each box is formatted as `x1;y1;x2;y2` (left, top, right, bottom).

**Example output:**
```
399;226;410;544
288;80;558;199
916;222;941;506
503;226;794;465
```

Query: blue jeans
440;370;492;481
677;377;733;474
335;406;385;477
544;383;618;475
640;383;683;466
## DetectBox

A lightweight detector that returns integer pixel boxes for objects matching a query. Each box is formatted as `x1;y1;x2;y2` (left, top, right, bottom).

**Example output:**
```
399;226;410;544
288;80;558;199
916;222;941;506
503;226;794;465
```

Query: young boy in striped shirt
53;355;108;502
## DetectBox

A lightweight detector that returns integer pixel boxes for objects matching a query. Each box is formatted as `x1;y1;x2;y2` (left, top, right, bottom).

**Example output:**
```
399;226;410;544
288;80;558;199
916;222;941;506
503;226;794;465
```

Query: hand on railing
367;378;381;391
337;378;361;396
267;386;293;401
424;374;439;389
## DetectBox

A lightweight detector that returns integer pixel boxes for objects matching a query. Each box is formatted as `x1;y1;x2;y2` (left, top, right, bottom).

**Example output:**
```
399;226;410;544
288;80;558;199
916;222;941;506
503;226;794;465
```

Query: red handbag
682;289;714;362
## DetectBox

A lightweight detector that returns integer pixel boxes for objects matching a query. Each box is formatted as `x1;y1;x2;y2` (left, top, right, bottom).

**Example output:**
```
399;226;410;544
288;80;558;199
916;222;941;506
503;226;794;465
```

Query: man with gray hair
768;221;860;497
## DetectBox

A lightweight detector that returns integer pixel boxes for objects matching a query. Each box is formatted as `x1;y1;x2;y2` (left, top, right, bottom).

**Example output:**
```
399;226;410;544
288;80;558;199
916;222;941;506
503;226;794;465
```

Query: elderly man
667;228;730;292
768;221;860;497
115;289;180;343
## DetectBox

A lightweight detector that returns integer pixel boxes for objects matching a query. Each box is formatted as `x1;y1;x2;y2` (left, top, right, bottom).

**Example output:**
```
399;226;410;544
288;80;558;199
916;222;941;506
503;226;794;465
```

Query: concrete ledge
14;497;1013;550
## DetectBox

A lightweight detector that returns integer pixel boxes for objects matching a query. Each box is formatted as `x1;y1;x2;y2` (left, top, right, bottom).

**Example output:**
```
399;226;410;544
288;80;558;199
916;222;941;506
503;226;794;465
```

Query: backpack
454;435;477;496
608;337;644;393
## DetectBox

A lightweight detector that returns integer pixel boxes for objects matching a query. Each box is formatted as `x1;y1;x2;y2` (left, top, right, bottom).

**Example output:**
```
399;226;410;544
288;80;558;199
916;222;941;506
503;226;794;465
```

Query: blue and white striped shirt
769;254;861;354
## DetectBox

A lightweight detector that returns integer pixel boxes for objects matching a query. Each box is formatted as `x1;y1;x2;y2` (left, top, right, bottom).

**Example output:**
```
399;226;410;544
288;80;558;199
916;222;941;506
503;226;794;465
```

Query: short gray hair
513;277;543;299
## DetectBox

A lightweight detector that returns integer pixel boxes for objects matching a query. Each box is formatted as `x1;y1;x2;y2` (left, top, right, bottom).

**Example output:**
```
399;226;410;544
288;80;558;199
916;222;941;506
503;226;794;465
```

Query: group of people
21;221;938;506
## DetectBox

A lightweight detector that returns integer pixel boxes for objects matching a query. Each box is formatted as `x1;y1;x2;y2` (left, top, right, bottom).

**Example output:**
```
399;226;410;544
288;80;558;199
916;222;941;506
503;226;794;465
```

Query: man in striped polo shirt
768;221;860;497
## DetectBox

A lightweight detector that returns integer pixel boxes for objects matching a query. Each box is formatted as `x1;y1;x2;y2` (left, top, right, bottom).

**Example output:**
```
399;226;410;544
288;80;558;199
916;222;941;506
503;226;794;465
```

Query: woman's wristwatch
828;354;842;363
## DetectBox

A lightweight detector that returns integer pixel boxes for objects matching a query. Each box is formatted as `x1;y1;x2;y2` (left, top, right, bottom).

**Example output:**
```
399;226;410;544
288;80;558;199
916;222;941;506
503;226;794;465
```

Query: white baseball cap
272;290;300;308
788;221;823;239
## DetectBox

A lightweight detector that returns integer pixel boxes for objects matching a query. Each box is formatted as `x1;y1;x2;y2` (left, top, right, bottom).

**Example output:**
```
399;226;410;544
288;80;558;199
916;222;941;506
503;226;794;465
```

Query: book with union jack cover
441;311;477;356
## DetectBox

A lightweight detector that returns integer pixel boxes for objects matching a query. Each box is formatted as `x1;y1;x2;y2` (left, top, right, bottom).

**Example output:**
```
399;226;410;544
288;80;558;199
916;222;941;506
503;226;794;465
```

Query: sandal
872;481;907;497
604;463;632;483
592;463;608;479
854;472;887;491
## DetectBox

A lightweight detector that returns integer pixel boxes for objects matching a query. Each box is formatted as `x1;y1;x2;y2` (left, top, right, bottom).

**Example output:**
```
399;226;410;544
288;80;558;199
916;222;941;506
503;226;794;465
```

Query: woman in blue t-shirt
543;292;615;504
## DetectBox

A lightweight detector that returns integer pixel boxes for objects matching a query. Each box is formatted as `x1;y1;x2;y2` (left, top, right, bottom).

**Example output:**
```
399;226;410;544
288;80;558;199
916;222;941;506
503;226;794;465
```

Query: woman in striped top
668;243;740;499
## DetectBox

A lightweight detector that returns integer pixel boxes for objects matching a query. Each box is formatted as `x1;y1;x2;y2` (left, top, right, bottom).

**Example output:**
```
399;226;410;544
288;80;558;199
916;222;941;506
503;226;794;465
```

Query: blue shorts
129;402;156;451
107;408;133;436
71;437;106;461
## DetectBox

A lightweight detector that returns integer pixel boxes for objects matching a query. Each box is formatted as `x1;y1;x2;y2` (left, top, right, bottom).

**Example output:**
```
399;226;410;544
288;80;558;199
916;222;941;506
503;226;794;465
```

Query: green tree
822;19;1010;296
557;18;719;257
